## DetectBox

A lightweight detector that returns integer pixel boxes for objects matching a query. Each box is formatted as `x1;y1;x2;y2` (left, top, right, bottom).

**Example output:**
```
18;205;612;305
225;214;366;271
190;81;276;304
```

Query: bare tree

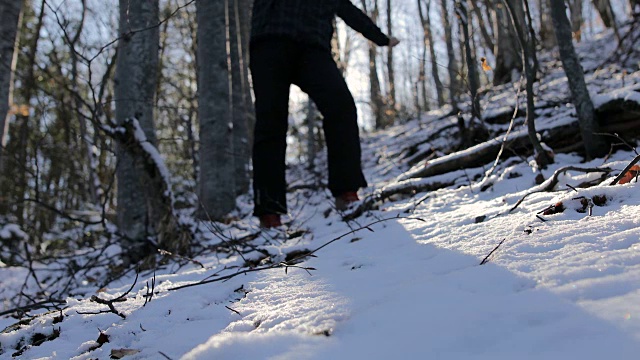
417;0;444;108
0;0;23;176
439;0;460;107
114;0;163;243
386;0;396;121
196;0;236;219
361;0;388;129
503;0;552;167
538;0;557;49
592;0;617;28
493;0;522;85
456;0;481;121
230;0;250;195
550;0;607;159
567;0;584;42
11;0;46;225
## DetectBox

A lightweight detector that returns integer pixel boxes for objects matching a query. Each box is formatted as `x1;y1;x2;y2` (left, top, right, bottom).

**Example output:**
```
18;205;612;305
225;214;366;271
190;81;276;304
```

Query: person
250;0;400;228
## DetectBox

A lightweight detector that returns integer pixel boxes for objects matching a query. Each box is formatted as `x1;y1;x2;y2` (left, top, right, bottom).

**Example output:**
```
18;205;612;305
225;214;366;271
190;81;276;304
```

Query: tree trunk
196;0;236;219
305;98;319;174
362;0;387;129
470;0;495;52
385;0;397;121
0;0;23;173
493;0;521;85
567;0;584;42
504;0;552;167
230;0;250;195
440;0;460;107
592;0;616;28
456;1;481;121
114;0;162;242
418;0;445;108
238;0;254;146
550;0;608;159
10;0;45;225
538;0;557;49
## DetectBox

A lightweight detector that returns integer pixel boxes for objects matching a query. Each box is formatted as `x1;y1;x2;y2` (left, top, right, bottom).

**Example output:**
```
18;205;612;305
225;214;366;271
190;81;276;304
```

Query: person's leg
250;38;296;216
294;46;367;197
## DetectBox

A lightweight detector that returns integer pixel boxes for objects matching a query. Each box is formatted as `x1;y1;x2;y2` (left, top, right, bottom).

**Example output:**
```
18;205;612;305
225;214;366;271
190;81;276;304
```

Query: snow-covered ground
2;25;640;360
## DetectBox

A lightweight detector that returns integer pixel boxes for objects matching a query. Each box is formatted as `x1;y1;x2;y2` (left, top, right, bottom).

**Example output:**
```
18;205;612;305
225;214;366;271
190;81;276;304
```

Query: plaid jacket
251;0;390;50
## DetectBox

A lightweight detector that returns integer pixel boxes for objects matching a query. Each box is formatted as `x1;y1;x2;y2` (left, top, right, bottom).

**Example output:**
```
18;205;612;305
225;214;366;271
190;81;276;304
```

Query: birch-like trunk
0;0;23;178
550;0;607;159
114;0;161;241
196;0;236;219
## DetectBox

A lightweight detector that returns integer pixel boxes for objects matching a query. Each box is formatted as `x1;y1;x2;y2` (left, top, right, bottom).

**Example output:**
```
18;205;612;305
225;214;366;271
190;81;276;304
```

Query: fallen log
396;93;640;182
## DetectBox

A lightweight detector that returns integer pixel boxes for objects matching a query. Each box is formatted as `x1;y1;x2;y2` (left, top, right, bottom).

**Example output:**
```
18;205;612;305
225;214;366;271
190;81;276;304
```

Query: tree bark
362;0;387;129
196;0;236;219
0;0;23;172
417;0;444;108
550;0;608;159
114;0;162;242
470;0;495;53
538;0;557;49
504;0;551;167
230;0;250;195
592;0;616;28
440;0;460;107
456;1;481;121
493;0;521;85
10;0;45;225
567;0;584;42
385;0;397;122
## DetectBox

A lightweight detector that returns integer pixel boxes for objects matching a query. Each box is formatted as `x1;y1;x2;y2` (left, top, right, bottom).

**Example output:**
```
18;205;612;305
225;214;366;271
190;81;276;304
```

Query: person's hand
388;37;400;47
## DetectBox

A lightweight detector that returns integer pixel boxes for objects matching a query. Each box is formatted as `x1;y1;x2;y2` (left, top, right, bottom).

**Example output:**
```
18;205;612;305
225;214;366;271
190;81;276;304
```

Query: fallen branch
343;180;455;221
81;273;139;319
509;166;612;213
0;299;67;317
168;216;421;291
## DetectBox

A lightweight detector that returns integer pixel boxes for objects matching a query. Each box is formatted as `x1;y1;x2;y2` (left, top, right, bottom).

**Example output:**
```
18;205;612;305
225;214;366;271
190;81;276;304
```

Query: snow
2;20;640;360
0;224;27;240
4;150;640;359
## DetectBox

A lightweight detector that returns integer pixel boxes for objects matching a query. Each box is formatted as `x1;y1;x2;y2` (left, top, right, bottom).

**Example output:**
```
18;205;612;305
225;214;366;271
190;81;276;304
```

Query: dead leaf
9;104;30;116
481;57;492;71
542;202;565;215
618;165;640;184
110;348;140;359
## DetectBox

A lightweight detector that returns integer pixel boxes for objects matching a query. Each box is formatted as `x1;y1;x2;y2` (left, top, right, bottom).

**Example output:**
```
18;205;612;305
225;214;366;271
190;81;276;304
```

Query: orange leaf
481;57;492;72
543;202;565;215
618;165;640;185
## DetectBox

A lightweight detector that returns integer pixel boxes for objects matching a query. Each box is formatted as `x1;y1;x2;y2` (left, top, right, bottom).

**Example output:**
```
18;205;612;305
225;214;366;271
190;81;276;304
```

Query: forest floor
1;25;640;360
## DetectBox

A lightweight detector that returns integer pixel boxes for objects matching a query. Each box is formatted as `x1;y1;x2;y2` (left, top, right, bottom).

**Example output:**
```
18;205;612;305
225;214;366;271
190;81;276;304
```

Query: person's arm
336;0;391;46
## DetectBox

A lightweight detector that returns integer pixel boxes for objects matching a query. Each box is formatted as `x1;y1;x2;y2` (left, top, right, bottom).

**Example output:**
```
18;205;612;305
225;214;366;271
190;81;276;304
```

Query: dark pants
250;37;367;216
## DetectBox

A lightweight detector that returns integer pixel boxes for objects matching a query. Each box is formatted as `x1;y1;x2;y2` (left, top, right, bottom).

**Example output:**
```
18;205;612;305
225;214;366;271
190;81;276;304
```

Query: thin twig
610;153;640;185
480;239;505;265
